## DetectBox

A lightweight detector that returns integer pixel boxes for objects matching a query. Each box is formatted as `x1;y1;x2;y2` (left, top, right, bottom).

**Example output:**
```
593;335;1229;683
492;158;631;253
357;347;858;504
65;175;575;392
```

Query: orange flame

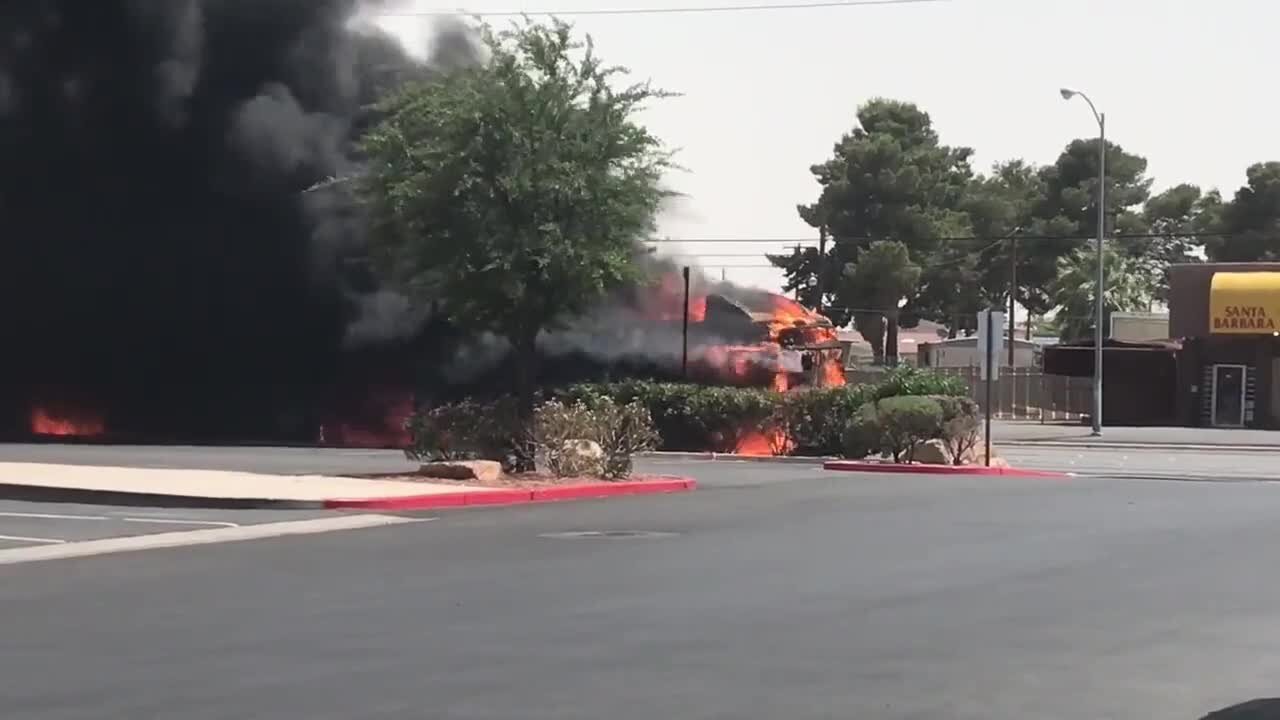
646;271;845;390
735;426;791;456
322;389;413;448
30;406;105;437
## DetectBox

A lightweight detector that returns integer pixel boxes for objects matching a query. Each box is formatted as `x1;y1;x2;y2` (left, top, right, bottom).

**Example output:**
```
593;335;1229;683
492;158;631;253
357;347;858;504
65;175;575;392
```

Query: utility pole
1061;87;1106;436
793;243;802;300
681;266;691;378
1008;237;1017;368
815;227;828;314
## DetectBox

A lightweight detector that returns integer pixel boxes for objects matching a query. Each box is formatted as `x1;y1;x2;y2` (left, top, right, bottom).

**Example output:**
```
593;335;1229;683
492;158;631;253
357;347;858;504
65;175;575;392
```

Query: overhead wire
372;0;946;18
644;232;1233;243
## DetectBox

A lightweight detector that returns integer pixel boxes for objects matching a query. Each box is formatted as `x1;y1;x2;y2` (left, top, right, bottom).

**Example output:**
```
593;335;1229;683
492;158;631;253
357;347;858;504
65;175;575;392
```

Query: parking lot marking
0;534;67;545
120;518;240;529
0;512;239;528
0;513;425;565
0;511;109;521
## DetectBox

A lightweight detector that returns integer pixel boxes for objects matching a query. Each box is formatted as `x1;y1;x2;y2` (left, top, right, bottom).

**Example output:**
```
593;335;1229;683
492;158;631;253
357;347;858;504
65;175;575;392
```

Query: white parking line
120;518;240;529
0;514;426;565
0;534;67;545
0;511;239;528
0;511;109;521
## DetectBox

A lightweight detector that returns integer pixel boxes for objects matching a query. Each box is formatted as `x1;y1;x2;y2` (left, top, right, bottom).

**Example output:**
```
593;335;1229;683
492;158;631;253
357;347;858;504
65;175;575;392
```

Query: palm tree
1048;246;1159;342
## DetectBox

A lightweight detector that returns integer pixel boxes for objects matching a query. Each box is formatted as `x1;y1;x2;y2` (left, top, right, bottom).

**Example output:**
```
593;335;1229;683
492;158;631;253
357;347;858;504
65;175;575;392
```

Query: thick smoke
0;0;476;438
439;258;789;388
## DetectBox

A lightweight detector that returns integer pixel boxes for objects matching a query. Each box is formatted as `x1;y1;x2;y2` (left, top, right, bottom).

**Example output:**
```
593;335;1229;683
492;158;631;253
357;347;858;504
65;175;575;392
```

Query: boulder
419;460;503;484
911;439;952;465
558;439;606;477
908;437;1005;466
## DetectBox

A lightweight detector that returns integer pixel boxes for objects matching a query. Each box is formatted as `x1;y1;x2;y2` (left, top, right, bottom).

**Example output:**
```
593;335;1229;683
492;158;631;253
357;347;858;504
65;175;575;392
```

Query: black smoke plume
0;0;477;441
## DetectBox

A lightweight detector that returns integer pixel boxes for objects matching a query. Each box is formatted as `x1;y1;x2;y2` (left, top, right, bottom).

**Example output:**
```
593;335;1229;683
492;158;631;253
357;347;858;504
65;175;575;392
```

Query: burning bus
577;271;847;391
686;292;845;391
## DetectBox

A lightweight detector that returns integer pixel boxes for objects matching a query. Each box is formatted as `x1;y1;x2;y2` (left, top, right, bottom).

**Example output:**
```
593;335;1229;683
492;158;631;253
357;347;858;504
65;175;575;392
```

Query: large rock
419;460;503;484
558;439;606;477
909;438;1005;466
911;439;952;465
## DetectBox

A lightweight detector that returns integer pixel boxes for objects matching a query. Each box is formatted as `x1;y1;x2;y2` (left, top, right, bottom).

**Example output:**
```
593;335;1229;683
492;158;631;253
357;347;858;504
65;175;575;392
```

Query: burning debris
629;271;846;392
29;405;105;438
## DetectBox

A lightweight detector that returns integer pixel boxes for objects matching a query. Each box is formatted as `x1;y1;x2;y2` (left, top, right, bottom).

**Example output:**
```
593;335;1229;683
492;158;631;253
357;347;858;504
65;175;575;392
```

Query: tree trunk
885;312;900;366
510;326;540;472
856;313;886;365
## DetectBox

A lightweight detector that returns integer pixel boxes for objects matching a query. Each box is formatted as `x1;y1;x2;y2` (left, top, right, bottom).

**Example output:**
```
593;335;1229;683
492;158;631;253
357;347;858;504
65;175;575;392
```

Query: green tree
1139;183;1222;299
1036;138;1152;237
840;240;921;363
359;18;673;425
1047;245;1159;342
1032;138;1160;322
1207;162;1280;261
774;99;973;352
953;160;1049;334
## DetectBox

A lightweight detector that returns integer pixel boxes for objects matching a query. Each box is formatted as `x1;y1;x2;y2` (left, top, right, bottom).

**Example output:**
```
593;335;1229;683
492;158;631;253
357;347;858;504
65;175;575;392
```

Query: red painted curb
822;460;1069;478
322;477;696;510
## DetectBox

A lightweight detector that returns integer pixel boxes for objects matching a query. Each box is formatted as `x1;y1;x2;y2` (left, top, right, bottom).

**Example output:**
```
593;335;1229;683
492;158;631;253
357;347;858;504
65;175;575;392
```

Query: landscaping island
403;368;1013;474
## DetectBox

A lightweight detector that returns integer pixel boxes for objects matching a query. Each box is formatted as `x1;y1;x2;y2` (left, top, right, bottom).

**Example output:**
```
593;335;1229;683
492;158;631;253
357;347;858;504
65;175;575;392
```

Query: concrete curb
0;482;325;510
322;477;697;510
638;451;832;465
998;441;1280;453
822;460;1071;478
0;477;697;511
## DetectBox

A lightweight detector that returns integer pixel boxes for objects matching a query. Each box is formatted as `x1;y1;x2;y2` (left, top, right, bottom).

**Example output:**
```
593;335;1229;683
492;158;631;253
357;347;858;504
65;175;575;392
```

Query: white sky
364;0;1280;292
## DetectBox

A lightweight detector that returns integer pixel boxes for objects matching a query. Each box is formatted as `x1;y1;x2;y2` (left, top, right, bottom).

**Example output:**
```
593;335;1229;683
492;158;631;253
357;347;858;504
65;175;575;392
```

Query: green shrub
556;381;780;453
870;366;968;401
775;385;873;457
840;402;883;460
404;397;520;464
553;372;967;458
933;395;982;465
687;385;777;453
530;400;602;477
876;395;944;462
591;398;662;478
530;396;660;479
840;395;945;462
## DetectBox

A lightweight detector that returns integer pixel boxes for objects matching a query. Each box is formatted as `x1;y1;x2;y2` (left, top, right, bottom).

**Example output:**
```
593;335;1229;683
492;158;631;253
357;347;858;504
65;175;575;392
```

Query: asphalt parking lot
0;500;332;549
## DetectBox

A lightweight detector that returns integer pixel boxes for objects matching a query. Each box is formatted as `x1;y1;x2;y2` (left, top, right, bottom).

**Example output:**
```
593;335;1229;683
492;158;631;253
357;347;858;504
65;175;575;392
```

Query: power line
645;232;1234;243
373;0;945;18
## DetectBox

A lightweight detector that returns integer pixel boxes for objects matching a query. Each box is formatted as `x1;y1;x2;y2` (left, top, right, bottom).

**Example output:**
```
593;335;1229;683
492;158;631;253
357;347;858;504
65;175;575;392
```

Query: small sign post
977;309;1005;466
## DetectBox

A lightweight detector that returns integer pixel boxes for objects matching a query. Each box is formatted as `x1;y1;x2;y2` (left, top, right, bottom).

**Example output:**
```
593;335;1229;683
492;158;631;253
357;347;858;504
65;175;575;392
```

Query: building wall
1110;313;1169;342
1168;264;1280;428
919;340;1038;368
1169;262;1280;338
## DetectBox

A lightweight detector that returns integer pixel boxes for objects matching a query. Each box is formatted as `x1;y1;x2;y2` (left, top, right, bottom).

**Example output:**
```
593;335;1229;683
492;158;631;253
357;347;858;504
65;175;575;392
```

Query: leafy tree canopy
359;17;673;409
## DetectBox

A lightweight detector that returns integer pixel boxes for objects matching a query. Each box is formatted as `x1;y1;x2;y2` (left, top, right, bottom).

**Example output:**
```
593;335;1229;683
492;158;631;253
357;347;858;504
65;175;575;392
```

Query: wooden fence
846;367;1092;422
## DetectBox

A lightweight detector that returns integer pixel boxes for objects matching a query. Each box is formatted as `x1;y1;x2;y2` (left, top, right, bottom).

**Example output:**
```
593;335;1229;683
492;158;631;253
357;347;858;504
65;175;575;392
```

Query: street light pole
1061;88;1106;436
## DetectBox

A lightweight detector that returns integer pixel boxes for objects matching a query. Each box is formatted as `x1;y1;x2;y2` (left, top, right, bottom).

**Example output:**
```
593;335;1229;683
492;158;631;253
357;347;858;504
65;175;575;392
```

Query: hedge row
402;368;973;469
553;367;969;457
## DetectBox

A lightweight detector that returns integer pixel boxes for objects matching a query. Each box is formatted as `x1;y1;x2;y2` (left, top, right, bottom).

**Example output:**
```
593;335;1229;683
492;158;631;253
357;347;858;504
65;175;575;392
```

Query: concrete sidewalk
0;462;696;510
0;462;500;510
992;420;1280;449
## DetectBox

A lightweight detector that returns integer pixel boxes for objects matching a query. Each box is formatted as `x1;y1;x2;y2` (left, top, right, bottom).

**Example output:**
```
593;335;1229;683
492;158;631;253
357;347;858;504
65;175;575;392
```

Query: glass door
1211;364;1246;427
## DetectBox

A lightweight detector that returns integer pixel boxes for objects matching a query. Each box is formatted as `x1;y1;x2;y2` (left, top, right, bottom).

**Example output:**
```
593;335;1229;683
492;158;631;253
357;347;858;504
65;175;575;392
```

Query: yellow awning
1209;272;1280;334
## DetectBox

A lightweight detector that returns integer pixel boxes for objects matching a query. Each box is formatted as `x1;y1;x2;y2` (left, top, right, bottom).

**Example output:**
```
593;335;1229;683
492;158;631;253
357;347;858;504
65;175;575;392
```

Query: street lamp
1060;87;1106;436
